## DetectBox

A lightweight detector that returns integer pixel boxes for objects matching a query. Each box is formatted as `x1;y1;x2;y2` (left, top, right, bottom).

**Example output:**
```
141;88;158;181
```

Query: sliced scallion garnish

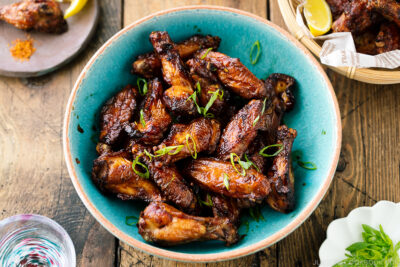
250;40;261;65
259;144;284;157
200;47;213;59
230;153;246;176
223;173;230;190
140;109;146;127
244;154;260;172
125;215;139;226
154;145;184;157
185;134;197;159
137;78;148;96
132;156;149;179
297;161;317;170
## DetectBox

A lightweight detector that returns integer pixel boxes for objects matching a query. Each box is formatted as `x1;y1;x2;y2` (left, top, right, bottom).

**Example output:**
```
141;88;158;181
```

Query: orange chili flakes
9;35;36;61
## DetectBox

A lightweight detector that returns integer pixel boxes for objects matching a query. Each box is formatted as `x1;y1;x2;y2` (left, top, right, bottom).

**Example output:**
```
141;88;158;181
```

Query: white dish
319;201;400;267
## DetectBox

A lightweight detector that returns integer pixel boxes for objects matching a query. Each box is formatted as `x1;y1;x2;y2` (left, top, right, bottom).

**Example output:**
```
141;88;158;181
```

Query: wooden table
1;0;399;266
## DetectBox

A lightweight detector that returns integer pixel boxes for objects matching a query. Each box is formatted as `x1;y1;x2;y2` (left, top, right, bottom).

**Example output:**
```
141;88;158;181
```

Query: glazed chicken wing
154;118;221;165
91;152;163;202
326;0;349;19
186;57;228;115
369;0;400;28
266;125;297;213
211;194;241;225
132;35;221;78
124;78;172;145
99;85;138;145
217;99;269;160
138;202;238;246
332;0;379;34
196;50;266;99
146;161;199;214
185;158;271;201
0;0;67;34
265;73;295;112
149;31;196;116
375;22;400;54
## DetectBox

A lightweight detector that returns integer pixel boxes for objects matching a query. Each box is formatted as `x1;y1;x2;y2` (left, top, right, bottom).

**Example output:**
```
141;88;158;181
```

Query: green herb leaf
196;81;201;94
230;153;246;176
125;215;139;226
250;40;261;65
244;154;260;172
199;194;213;207
137;78;148;96
203;89;220;118
140;109;146;127
297;161;317;170
154;145;184;157
132;156;149;179
223;173;230;190
252;116;260;127
259;144;284;157
200;47;213;59
185;134;197;159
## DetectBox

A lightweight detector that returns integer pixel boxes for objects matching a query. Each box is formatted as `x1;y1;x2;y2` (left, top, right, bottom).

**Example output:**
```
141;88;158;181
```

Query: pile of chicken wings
328;0;400;54
91;31;298;246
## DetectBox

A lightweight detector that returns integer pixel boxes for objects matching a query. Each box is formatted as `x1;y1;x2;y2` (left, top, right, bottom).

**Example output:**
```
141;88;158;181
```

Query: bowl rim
63;5;342;262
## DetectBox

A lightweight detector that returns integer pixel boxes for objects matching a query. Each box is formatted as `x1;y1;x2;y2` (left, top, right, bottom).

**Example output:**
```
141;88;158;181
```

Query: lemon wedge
304;0;332;36
64;0;88;19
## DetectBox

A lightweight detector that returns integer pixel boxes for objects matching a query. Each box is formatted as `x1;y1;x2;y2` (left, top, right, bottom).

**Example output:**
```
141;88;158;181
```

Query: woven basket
277;0;400;84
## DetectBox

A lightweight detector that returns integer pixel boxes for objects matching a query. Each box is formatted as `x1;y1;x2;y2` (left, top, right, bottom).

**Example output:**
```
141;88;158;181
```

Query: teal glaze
66;9;340;255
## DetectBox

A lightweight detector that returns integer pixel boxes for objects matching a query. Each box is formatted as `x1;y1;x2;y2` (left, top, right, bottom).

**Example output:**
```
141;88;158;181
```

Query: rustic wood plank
123;0;267;25
268;2;400;266
0;0;122;266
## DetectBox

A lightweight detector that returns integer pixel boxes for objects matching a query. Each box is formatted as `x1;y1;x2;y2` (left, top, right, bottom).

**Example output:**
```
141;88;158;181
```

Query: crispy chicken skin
91;152;163;202
266;125;297;213
0;0;67;34
149;31;196;116
154;118;221;164
211;195;241;225
124;78;172;145
369;0;400;28
217;99;269;160
196;50;266;99
99;85;138;145
185;158;271;201
265;73;295;112
375;22;400;54
132;35;221;78
146;161;199;214
138;202;239;246
186;57;228;115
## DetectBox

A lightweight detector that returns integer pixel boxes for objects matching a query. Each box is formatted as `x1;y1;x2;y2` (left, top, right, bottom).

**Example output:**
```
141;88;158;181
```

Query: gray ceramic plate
0;0;99;77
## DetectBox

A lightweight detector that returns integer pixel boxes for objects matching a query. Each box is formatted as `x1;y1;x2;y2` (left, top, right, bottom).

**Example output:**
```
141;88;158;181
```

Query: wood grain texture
0;0;122;266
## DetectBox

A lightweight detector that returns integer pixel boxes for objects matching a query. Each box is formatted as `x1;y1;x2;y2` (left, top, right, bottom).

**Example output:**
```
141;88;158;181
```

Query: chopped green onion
223;173;230;190
200;47;213;59
199;194;213;207
143;150;155;161
322;130;326;135
125;215;139;226
137;78;148;96
253;116;260;127
249;206;265;222
230;153;246;176
196;82;201;94
185;134;197;159
250;40;261;65
140;109;146;127
259;144;284;157
132;156;149;179
261;98;267;114
164;175;176;188
297;161;317;170
154;145;184;157
244;154;260;172
203;89;220;118
187;92;202;114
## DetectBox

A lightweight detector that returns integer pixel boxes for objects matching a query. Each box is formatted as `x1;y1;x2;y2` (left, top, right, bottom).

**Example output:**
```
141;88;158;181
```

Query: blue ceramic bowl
63;6;341;262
